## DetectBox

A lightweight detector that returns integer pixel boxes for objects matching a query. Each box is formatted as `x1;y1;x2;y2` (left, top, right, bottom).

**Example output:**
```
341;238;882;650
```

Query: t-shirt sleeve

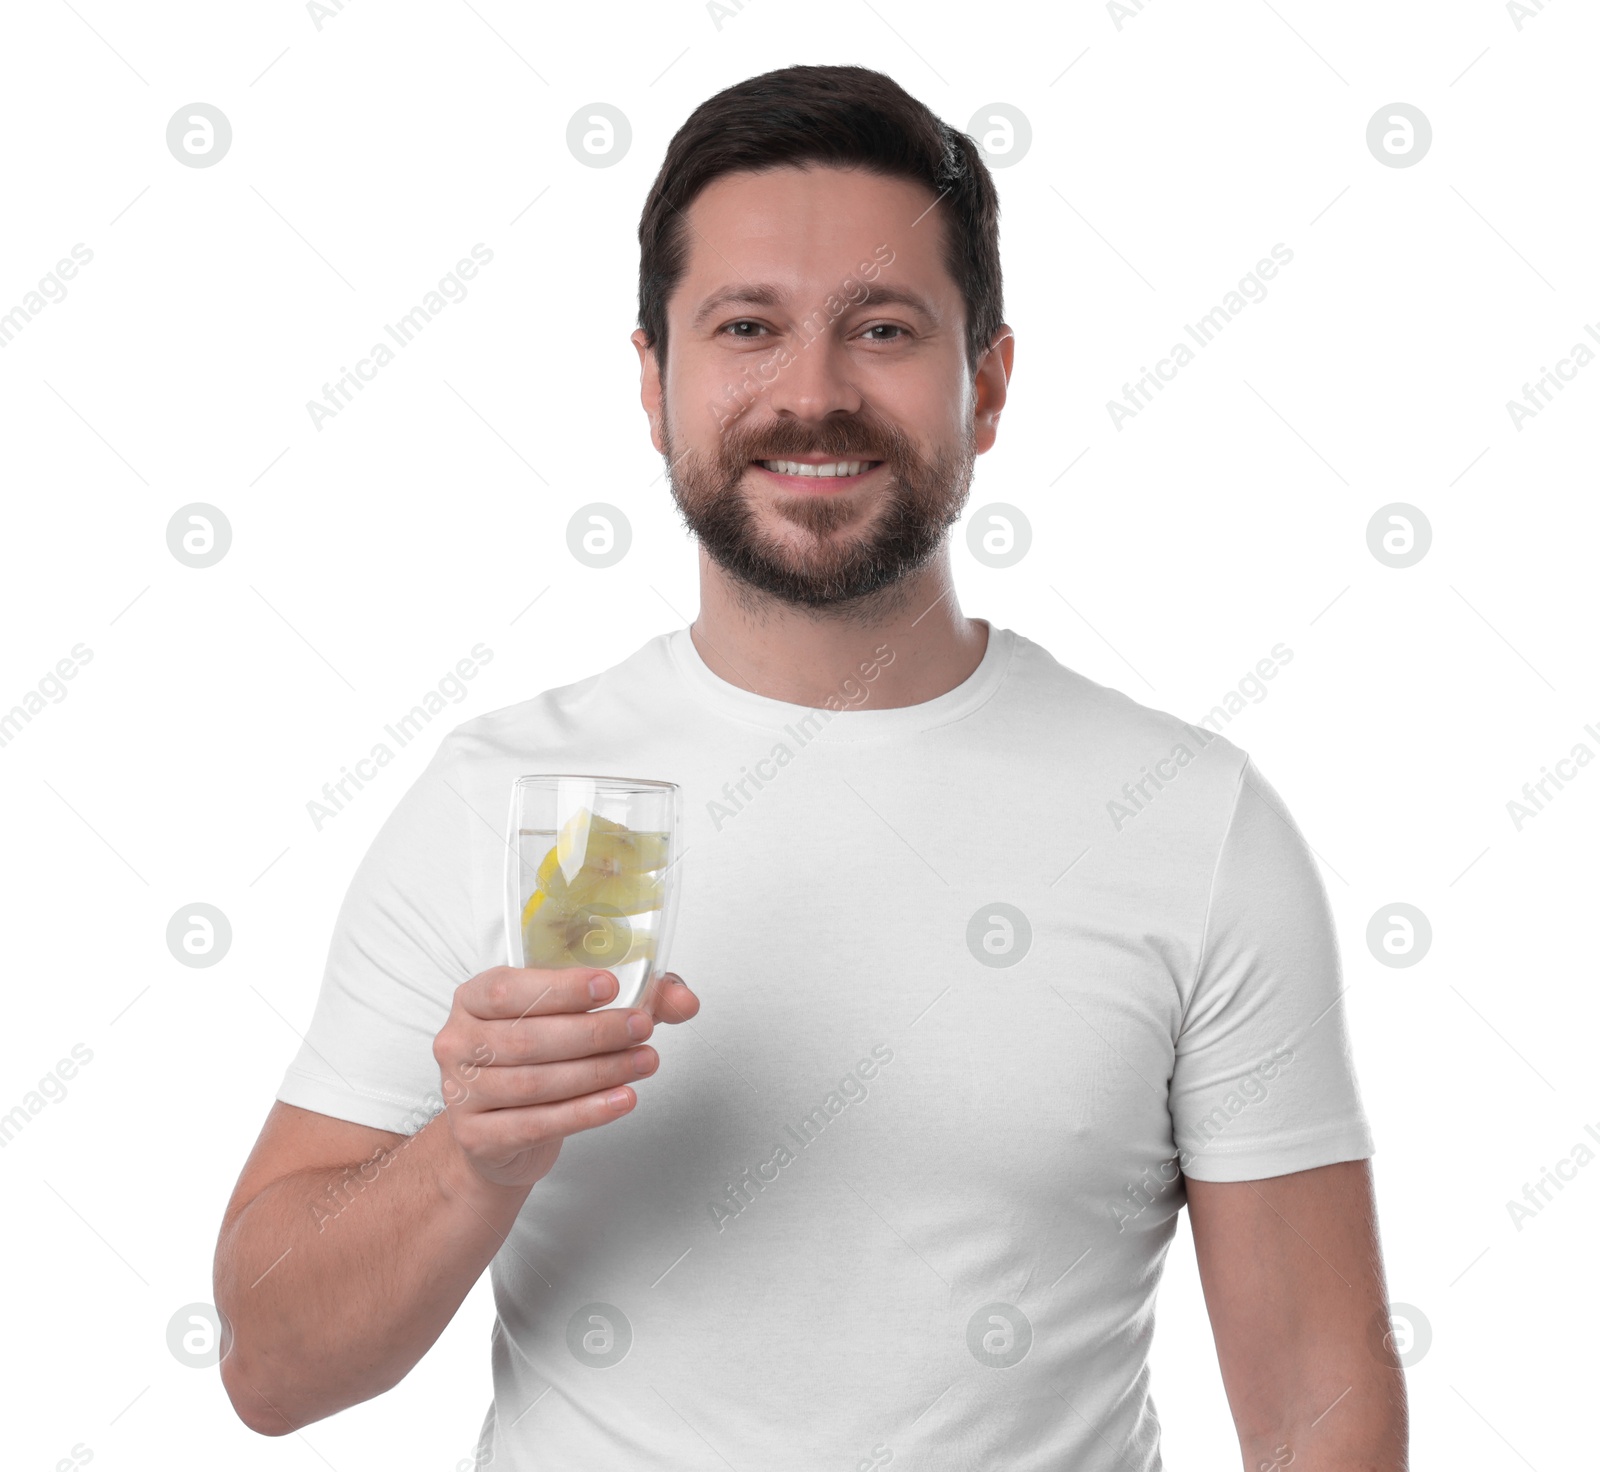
274;731;485;1136
1169;757;1375;1182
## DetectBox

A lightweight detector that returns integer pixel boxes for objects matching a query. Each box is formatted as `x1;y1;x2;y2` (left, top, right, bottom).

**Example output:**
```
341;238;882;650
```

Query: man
216;64;1407;1470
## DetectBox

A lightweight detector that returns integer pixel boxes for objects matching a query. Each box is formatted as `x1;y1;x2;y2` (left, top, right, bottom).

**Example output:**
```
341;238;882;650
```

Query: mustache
745;449;888;462
723;417;904;465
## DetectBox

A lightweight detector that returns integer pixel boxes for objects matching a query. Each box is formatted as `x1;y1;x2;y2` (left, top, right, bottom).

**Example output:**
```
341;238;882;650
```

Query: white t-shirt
277;620;1374;1471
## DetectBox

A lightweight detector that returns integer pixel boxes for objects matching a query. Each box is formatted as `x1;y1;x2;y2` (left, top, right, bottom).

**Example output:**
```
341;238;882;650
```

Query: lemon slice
520;885;546;929
522;902;632;968
554;806;594;887
520;811;665;950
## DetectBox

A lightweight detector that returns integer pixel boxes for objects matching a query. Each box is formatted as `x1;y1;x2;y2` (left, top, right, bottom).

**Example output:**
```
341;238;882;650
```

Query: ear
973;325;1015;455
631;328;667;456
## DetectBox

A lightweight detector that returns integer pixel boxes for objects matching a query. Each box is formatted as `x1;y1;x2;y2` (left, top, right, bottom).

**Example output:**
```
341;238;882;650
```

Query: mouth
750;457;886;492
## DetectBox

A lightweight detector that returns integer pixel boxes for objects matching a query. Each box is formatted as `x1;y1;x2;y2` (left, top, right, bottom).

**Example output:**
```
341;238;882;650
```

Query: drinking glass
504;774;682;1012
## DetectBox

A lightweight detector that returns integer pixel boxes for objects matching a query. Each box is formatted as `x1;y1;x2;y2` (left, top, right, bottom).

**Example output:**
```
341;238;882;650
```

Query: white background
2;1;1595;1467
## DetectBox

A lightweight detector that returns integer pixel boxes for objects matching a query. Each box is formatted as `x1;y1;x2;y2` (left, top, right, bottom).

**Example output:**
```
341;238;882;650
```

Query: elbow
219;1351;303;1437
217;1334;404;1436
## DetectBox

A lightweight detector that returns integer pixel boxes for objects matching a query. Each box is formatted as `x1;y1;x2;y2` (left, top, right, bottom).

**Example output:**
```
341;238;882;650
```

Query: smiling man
215;65;1407;1470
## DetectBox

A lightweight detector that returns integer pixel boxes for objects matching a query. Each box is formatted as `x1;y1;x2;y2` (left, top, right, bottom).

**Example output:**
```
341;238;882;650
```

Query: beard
662;401;976;617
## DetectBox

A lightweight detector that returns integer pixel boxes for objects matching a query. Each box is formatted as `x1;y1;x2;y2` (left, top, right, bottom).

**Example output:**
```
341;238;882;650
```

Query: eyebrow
688;281;941;331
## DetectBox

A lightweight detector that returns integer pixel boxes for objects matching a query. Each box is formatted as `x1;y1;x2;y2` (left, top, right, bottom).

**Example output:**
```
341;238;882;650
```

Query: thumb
649;973;699;1025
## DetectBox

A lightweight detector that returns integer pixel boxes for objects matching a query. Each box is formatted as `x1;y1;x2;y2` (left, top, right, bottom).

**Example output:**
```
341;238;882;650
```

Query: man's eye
861;324;907;342
722;321;769;338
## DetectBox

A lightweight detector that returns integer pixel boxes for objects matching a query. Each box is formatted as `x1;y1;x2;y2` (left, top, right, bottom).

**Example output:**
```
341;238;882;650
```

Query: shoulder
439;630;675;763
1003;627;1251;800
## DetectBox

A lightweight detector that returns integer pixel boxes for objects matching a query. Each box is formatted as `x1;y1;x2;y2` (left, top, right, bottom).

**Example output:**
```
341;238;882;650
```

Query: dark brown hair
637;64;1003;377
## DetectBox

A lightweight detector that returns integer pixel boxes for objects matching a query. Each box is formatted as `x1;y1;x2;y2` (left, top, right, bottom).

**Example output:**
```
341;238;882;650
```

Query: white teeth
758;459;876;478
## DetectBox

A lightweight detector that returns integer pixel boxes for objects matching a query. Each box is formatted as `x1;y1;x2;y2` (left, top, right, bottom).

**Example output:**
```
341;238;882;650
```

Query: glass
504;774;682;1012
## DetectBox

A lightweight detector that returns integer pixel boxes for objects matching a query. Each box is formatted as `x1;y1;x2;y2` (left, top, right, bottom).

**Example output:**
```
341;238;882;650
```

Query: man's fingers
436;965;696;1187
457;967;699;1026
459;965;618;1021
458;1047;660;1110
472;1006;652;1067
452;1085;642;1161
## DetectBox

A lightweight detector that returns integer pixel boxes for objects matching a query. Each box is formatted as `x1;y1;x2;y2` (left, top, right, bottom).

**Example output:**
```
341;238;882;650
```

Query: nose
761;329;864;425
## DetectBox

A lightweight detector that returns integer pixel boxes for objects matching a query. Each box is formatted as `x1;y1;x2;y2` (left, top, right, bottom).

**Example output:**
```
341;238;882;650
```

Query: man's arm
215;966;699;1435
1185;1158;1408;1471
215;1100;535;1435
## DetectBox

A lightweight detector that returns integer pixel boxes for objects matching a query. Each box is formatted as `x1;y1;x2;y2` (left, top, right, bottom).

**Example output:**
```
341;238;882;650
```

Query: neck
688;545;989;710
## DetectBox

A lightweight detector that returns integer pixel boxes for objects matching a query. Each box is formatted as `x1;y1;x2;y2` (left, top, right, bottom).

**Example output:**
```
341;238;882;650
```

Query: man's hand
214;968;699;1434
433;967;701;1192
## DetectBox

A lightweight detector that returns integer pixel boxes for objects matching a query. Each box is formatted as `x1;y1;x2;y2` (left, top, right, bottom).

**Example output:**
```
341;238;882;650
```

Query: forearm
214;1114;530;1434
